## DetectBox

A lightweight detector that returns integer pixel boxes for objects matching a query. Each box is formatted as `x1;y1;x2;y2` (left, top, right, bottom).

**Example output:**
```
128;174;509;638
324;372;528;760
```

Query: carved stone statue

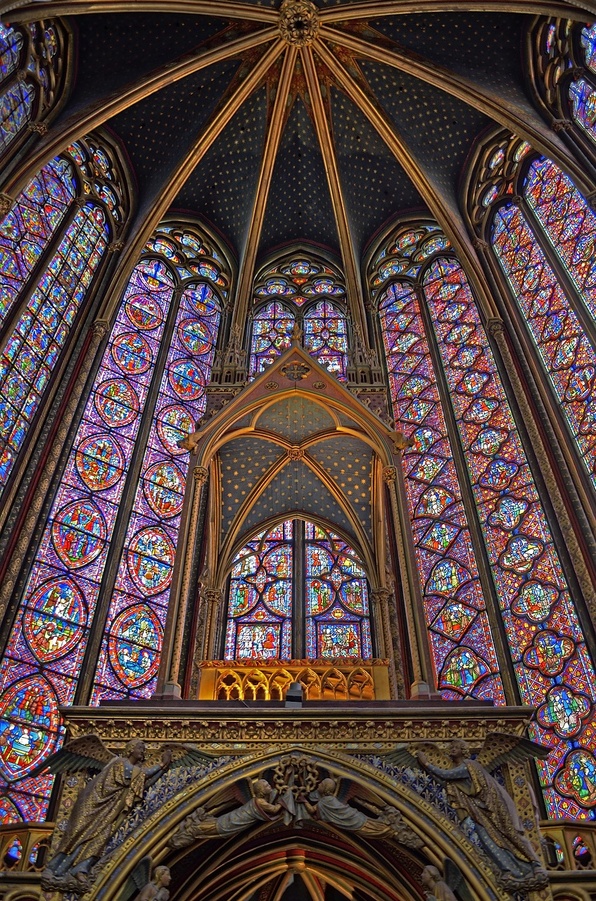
298;777;423;847
169;779;283;849
388;735;548;891
36;734;213;893
138;865;171;901
421;866;458;901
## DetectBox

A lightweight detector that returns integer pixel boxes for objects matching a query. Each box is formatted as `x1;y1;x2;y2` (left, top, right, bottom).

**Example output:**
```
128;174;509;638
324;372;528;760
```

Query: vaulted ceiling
2;0;592;310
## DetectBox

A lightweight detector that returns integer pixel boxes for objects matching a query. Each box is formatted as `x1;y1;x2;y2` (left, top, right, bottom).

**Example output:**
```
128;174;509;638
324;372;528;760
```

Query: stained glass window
0;225;226;822
379;273;504;702
225;522;293;660
0;22;66;157
224;520;372;661
0;139;125;499
249;253;348;379
374;222;596;818
568;24;596;141
305;523;371;659
491;158;596;488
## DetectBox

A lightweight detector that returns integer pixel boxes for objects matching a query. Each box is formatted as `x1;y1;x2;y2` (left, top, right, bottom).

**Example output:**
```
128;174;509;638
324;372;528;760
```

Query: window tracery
0;21;69;158
224;520;372;661
0;138;127;497
0;224;226;822
372;221;596;819
469;132;596;493
249;253;348;380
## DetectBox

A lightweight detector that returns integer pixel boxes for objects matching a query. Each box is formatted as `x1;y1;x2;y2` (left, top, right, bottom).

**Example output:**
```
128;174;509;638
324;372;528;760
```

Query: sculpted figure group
39;731;548;898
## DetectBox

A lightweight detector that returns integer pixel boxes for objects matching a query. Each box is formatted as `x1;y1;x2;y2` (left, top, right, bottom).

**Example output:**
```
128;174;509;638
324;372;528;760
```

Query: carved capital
371;588;392;604
203;588;223;606
585;191;596;213
0;193;13;217
552;118;573;133
382;466;397;483
91;319;110;340
472;237;489;252
487;317;505;338
279;0;319;46
193;465;209;485
27;121;48;135
107;240;125;254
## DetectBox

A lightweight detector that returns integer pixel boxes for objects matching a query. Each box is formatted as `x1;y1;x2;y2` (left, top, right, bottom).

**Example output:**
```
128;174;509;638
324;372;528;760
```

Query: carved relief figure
170;778;283;849
389;734;548;891
138;865;171;901
37;734;213;892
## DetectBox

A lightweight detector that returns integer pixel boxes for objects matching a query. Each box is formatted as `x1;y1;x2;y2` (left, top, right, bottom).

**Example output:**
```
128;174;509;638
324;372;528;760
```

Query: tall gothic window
0;21;69;158
249;254;348;380
471;134;596;492
372;222;596;820
224;520;372;661
0;138;127;497
0;225;227;824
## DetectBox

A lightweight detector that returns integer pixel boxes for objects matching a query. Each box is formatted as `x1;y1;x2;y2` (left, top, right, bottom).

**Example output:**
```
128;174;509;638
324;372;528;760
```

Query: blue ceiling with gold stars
27;1;540;277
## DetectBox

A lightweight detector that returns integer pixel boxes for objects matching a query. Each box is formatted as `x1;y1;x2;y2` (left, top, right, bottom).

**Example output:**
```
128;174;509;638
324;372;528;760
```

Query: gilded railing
198;659;390;701
0;822;53;873
541;821;596;871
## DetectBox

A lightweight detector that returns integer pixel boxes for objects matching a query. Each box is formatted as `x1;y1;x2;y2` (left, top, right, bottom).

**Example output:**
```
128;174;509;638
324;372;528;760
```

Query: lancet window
372;222;596;820
0;21;69;158
249;254;348;380
470;133;596;493
0;224;227;823
224;521;372;661
0;138;127;498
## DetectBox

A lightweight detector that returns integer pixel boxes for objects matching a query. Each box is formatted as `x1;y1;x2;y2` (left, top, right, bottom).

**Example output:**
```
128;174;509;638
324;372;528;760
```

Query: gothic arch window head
370;218;596;820
249;252;348;380
0;20;70;159
468;131;596;494
223;519;372;662
531;18;596;153
0;222;227;823
0;135;128;501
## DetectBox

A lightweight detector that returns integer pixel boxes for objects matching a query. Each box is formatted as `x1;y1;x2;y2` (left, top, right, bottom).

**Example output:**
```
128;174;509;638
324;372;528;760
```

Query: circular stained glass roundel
108;604;162;688
95;378;140;426
168;359;205;400
23;578;87;662
178;319;212;354
127;527;175;596
0;676;59;779
126;295;163;331
157;405;194;455
52;499;107;569
144;461;185;518
112;333;152;375
76;434;125;491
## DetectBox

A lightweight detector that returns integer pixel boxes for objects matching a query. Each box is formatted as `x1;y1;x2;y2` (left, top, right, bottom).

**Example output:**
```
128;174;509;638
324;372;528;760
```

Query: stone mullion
370;585;402;698
0;318;108;640
159;464;209;697
487;316;596;626
385;464;431;695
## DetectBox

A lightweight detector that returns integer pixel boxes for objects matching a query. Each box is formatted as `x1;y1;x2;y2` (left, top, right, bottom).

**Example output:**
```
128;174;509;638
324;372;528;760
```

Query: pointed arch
370;217;596;819
249;250;349;380
0;221;228;822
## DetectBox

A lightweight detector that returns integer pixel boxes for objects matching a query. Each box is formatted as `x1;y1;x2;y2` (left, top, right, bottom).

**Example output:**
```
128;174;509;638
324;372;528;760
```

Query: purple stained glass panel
249;301;295;377
0;203;109;489
379;281;504;702
0;259;174;821
91;280;220;702
305;523;371;660
0;157;76;322
0;80;34;153
492;203;596;487
225;522;293;660
303;300;348;381
423;256;596;819
569;78;596;143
